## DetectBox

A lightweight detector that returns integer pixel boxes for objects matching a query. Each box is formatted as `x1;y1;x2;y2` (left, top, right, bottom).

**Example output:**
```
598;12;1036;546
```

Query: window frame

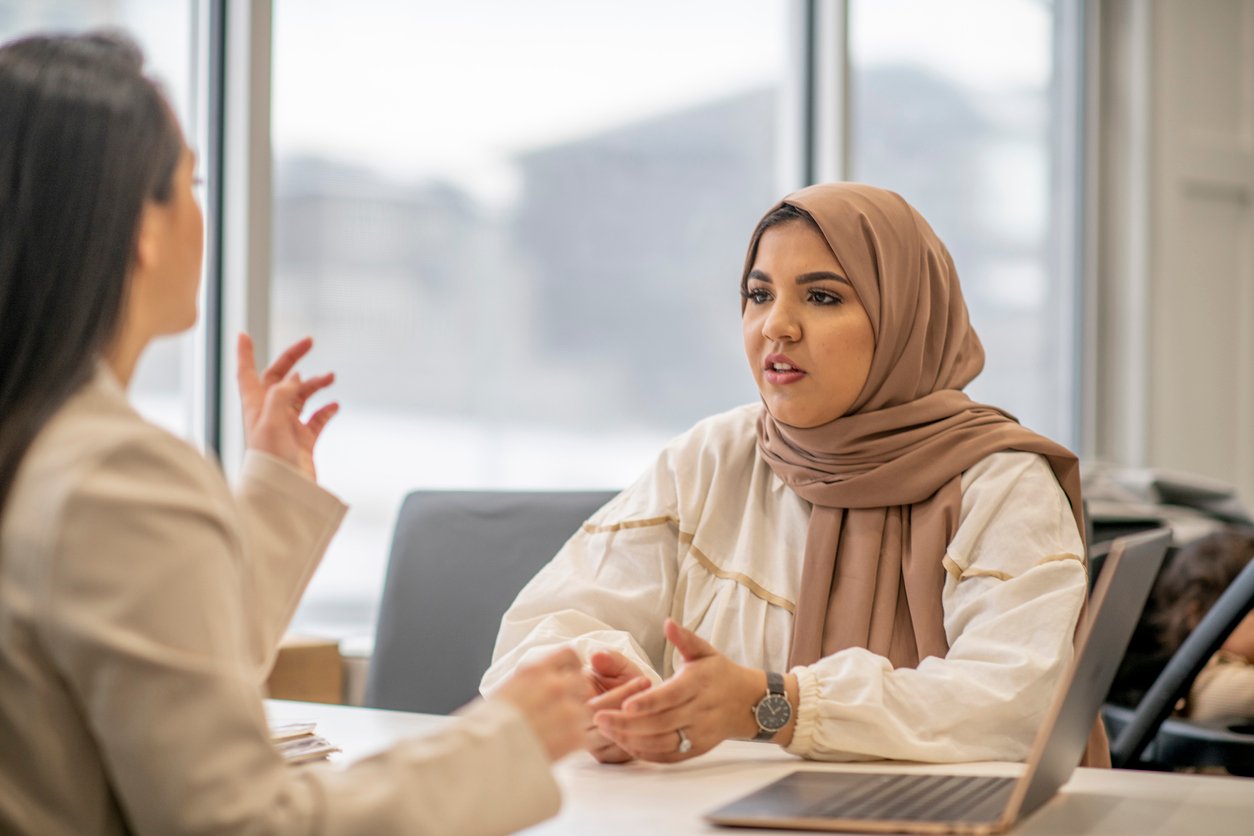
203;0;274;479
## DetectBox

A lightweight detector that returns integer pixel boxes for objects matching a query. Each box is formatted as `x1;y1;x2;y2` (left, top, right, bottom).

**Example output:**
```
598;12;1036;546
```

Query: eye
808;288;843;306
741;287;772;305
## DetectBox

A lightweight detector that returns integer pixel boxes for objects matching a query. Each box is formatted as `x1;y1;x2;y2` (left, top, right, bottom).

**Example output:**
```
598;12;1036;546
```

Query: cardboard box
266;634;343;705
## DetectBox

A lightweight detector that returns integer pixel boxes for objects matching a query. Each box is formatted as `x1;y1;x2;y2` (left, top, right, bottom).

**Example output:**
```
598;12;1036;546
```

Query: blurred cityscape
271;88;777;432
271;65;1061;447
271;65;1063;638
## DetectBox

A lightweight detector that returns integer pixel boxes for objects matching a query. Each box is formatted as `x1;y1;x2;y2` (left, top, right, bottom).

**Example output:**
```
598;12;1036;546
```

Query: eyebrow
746;269;852;287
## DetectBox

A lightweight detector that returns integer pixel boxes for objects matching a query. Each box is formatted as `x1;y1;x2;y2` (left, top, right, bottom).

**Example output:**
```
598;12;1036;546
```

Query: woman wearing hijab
483;183;1106;766
0;32;592;835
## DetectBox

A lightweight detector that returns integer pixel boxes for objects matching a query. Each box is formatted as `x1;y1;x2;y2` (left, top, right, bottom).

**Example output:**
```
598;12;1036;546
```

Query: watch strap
752;726;777;741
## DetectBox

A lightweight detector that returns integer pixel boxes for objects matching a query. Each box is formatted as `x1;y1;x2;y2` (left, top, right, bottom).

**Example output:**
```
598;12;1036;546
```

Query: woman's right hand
236;333;338;481
492;648;593;762
583;650;652;763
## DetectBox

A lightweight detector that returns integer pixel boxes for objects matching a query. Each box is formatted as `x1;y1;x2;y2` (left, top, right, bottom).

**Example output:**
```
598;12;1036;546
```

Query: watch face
755;693;791;732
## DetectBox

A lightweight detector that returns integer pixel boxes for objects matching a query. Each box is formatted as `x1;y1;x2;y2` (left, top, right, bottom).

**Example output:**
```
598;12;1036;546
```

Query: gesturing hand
237;333;338;480
492;648;593;762
583;650;651;763
592;619;765;763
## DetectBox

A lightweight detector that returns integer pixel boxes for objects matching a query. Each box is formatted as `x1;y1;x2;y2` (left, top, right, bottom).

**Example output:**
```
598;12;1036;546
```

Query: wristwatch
751;671;791;741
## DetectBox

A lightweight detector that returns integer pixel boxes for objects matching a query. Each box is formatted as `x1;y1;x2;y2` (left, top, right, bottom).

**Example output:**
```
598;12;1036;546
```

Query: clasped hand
588;618;769;764
237;333;338;480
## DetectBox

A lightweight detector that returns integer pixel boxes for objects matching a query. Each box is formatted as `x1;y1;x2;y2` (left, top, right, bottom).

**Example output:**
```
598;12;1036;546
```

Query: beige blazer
0;367;558;835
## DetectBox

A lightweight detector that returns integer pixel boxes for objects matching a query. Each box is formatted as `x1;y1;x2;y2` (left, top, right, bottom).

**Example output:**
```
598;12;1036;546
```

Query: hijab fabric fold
747;183;1107;766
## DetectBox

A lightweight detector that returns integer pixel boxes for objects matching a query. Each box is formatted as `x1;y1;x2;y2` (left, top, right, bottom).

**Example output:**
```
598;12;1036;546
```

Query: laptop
706;528;1171;834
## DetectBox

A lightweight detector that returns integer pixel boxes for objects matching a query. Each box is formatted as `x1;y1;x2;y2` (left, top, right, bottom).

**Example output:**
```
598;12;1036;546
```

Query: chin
764;402;822;429
160;308;200;336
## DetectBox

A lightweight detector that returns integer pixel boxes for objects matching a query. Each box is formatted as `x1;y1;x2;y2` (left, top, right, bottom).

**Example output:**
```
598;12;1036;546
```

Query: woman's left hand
237;333;338;481
592;618;763;763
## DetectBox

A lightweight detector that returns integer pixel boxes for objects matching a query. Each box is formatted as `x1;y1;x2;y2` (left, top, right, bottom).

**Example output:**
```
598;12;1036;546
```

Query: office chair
365;489;616;715
1104;548;1254;774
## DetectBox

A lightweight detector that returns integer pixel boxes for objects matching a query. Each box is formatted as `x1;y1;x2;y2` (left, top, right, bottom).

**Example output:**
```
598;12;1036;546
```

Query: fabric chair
1103;548;1254;773
365;490;617;715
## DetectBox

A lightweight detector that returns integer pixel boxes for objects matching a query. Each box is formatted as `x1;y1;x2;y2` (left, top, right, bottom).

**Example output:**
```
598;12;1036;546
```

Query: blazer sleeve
232;450;347;678
42;437;559;835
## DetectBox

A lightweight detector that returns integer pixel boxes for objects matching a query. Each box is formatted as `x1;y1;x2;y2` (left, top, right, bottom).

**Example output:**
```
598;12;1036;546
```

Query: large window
4;1;1088;645
272;0;789;638
849;0;1080;445
0;0;202;439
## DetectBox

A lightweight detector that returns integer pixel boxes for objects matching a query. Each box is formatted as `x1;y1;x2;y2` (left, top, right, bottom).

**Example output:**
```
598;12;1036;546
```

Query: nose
762;299;801;343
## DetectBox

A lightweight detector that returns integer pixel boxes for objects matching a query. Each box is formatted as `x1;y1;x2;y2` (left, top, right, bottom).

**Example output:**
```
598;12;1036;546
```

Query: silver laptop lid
1006;527;1171;822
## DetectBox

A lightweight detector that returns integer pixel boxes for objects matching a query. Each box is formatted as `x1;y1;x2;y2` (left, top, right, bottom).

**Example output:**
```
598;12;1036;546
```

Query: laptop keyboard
802;772;1016;823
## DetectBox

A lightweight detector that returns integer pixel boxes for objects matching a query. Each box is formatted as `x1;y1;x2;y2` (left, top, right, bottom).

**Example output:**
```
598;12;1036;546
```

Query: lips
763;353;806;385
764;353;805;373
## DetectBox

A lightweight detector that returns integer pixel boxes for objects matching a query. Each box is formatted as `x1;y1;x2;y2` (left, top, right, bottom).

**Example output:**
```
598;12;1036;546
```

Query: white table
267;700;1254;835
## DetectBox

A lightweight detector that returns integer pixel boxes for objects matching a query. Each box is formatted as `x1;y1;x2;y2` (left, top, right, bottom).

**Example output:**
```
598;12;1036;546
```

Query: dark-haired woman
0;32;589;835
1150;529;1254;722
484;183;1107;767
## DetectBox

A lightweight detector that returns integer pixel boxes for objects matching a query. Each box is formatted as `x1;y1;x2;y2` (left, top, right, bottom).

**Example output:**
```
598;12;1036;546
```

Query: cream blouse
0;367;559;835
483;403;1087;763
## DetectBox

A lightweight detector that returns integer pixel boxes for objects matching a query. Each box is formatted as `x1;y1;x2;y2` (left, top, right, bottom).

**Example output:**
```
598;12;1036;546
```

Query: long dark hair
1151;528;1254;650
0;31;181;519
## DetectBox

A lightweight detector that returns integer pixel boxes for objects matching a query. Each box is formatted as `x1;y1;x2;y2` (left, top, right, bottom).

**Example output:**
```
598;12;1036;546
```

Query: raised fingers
266;371;305;408
297;371;335;402
305;402;339;441
237;332;257;379
264;336;314;384
236;333;262;406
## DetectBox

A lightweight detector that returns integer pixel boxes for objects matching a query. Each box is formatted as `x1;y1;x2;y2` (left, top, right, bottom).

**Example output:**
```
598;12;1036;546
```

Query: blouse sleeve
43;437;559;835
481;461;683;693
786;452;1087;763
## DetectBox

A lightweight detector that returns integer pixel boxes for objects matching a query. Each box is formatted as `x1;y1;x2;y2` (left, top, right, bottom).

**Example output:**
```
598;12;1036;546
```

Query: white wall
1095;0;1254;507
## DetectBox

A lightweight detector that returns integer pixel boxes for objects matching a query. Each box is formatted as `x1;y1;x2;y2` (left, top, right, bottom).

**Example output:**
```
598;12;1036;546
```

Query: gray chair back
365;489;616;714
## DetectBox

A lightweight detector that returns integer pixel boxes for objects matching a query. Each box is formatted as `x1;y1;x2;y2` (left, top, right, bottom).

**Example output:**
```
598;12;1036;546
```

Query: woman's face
742;219;875;428
135;130;205;336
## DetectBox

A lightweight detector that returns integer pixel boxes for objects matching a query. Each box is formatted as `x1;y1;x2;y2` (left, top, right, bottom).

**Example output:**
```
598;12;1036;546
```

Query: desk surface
267;700;1254;835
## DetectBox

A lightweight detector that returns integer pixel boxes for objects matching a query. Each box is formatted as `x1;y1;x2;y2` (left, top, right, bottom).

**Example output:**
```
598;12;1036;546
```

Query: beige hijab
747;183;1107;765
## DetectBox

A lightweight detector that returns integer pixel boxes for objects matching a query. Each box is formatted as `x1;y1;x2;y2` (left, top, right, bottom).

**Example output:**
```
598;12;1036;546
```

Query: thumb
589;649;631;678
665;618;717;663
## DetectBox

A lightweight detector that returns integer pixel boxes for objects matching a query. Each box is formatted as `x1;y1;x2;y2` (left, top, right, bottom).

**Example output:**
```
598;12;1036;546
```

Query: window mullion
215;0;274;477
